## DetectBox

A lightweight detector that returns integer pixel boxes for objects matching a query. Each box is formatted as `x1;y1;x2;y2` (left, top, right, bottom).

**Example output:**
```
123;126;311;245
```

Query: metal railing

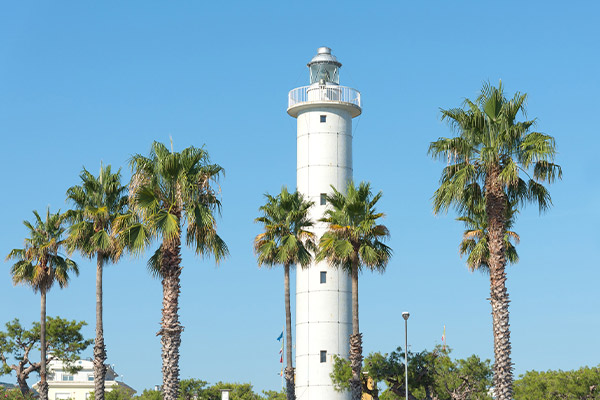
288;85;361;109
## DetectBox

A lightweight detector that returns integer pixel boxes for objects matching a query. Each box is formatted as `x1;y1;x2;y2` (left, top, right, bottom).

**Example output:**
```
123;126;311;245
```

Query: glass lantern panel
310;64;339;84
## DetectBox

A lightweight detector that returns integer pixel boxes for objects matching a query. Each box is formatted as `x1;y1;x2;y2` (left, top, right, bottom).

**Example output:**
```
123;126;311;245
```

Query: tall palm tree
125;141;228;400
65;164;128;400
254;187;316;400
316;181;392;400
5;209;79;400
428;81;562;399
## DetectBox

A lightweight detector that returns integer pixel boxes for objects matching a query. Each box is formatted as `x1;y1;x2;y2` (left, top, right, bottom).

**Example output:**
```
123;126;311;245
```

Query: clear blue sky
1;0;598;394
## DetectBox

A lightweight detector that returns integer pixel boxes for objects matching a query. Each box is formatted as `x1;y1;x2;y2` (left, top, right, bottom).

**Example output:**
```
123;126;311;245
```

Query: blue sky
1;0;598;394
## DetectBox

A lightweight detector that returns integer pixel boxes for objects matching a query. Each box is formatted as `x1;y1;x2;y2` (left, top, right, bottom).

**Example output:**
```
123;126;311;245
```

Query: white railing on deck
288;85;361;109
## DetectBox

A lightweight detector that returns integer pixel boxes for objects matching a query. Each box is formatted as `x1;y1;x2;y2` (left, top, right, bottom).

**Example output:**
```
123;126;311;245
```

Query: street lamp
402;311;410;400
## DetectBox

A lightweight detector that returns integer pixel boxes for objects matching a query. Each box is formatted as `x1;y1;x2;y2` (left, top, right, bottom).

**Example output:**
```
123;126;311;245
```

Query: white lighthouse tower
288;47;361;400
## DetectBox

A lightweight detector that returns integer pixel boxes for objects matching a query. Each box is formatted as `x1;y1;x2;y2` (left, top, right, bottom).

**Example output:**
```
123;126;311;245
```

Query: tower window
320;193;327;205
320;271;327;284
320;115;326;123
320;350;327;363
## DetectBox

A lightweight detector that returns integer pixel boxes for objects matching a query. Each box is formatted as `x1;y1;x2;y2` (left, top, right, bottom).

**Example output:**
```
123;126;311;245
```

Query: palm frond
317;181;391;274
254;186;315;270
147;246;164;279
7;208;77;294
430;81;561;223
128;141;227;272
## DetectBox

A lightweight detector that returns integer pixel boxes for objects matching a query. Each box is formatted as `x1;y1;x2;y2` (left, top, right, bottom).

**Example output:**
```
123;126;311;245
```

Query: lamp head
402;311;410;320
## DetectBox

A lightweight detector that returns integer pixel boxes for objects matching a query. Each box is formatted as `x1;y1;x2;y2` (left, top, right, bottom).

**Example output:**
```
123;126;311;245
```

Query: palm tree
316;181;392;400
254;187;316;400
65;164;128;400
5;209;79;400
125;141;228;400
428;81;562;400
457;188;520;272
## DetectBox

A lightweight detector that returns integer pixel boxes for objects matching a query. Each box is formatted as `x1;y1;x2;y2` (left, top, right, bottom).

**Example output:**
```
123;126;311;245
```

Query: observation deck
287;85;362;118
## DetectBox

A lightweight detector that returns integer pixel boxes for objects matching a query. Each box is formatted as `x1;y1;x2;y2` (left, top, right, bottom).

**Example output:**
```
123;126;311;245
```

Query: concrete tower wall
295;106;353;400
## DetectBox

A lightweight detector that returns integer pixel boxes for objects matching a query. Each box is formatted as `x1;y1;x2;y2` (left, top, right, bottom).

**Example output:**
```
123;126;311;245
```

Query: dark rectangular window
320;193;327;205
320;271;327;284
320;350;327;363
320;115;326;123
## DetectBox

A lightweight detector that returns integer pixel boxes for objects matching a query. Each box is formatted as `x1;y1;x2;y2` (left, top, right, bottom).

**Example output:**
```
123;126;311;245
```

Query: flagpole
282;327;285;390
277;328;285;389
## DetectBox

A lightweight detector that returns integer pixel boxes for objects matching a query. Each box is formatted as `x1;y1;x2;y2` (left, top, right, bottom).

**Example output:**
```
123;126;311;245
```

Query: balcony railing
288;85;361;109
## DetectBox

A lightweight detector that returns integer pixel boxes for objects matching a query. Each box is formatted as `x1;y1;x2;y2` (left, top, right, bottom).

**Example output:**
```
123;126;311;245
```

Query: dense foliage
513;366;600;399
330;346;492;400
89;380;286;400
0;386;36;400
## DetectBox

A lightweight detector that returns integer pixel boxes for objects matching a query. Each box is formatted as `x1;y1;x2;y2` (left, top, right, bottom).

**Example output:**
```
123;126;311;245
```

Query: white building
35;359;135;400
288;47;361;400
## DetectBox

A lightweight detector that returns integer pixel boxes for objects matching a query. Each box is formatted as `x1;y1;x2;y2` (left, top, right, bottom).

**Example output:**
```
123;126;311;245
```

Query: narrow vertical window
320;193;327;205
320;271;327;284
320;350;327;363
320;115;326;123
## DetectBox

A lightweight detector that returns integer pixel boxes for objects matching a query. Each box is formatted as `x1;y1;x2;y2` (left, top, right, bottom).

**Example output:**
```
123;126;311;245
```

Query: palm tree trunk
284;263;295;400
160;235;183;400
485;168;513;400
94;253;107;400
349;260;363;400
39;288;48;400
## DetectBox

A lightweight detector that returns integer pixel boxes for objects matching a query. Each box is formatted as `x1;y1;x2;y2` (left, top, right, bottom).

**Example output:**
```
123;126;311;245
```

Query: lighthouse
288;47;361;400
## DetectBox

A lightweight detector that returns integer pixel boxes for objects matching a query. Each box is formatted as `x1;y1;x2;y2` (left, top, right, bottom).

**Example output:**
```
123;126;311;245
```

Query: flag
276;331;283;341
280;354;283;363
442;325;446;350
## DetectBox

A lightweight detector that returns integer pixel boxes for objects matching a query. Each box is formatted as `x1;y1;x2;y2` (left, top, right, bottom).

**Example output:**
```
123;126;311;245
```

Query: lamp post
402;311;410;400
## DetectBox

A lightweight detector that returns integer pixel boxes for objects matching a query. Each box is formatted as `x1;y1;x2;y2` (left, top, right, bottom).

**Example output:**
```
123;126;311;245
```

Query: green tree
125;141;228;400
0;317;91;396
514;366;600;399
5;209;79;400
254;187;315;400
316;181;392;400
429;82;562;399
137;389;163;400
202;382;262;400
261;390;286;400
89;385;137;400
331;346;492;400
66;164;128;400
179;378;209;400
